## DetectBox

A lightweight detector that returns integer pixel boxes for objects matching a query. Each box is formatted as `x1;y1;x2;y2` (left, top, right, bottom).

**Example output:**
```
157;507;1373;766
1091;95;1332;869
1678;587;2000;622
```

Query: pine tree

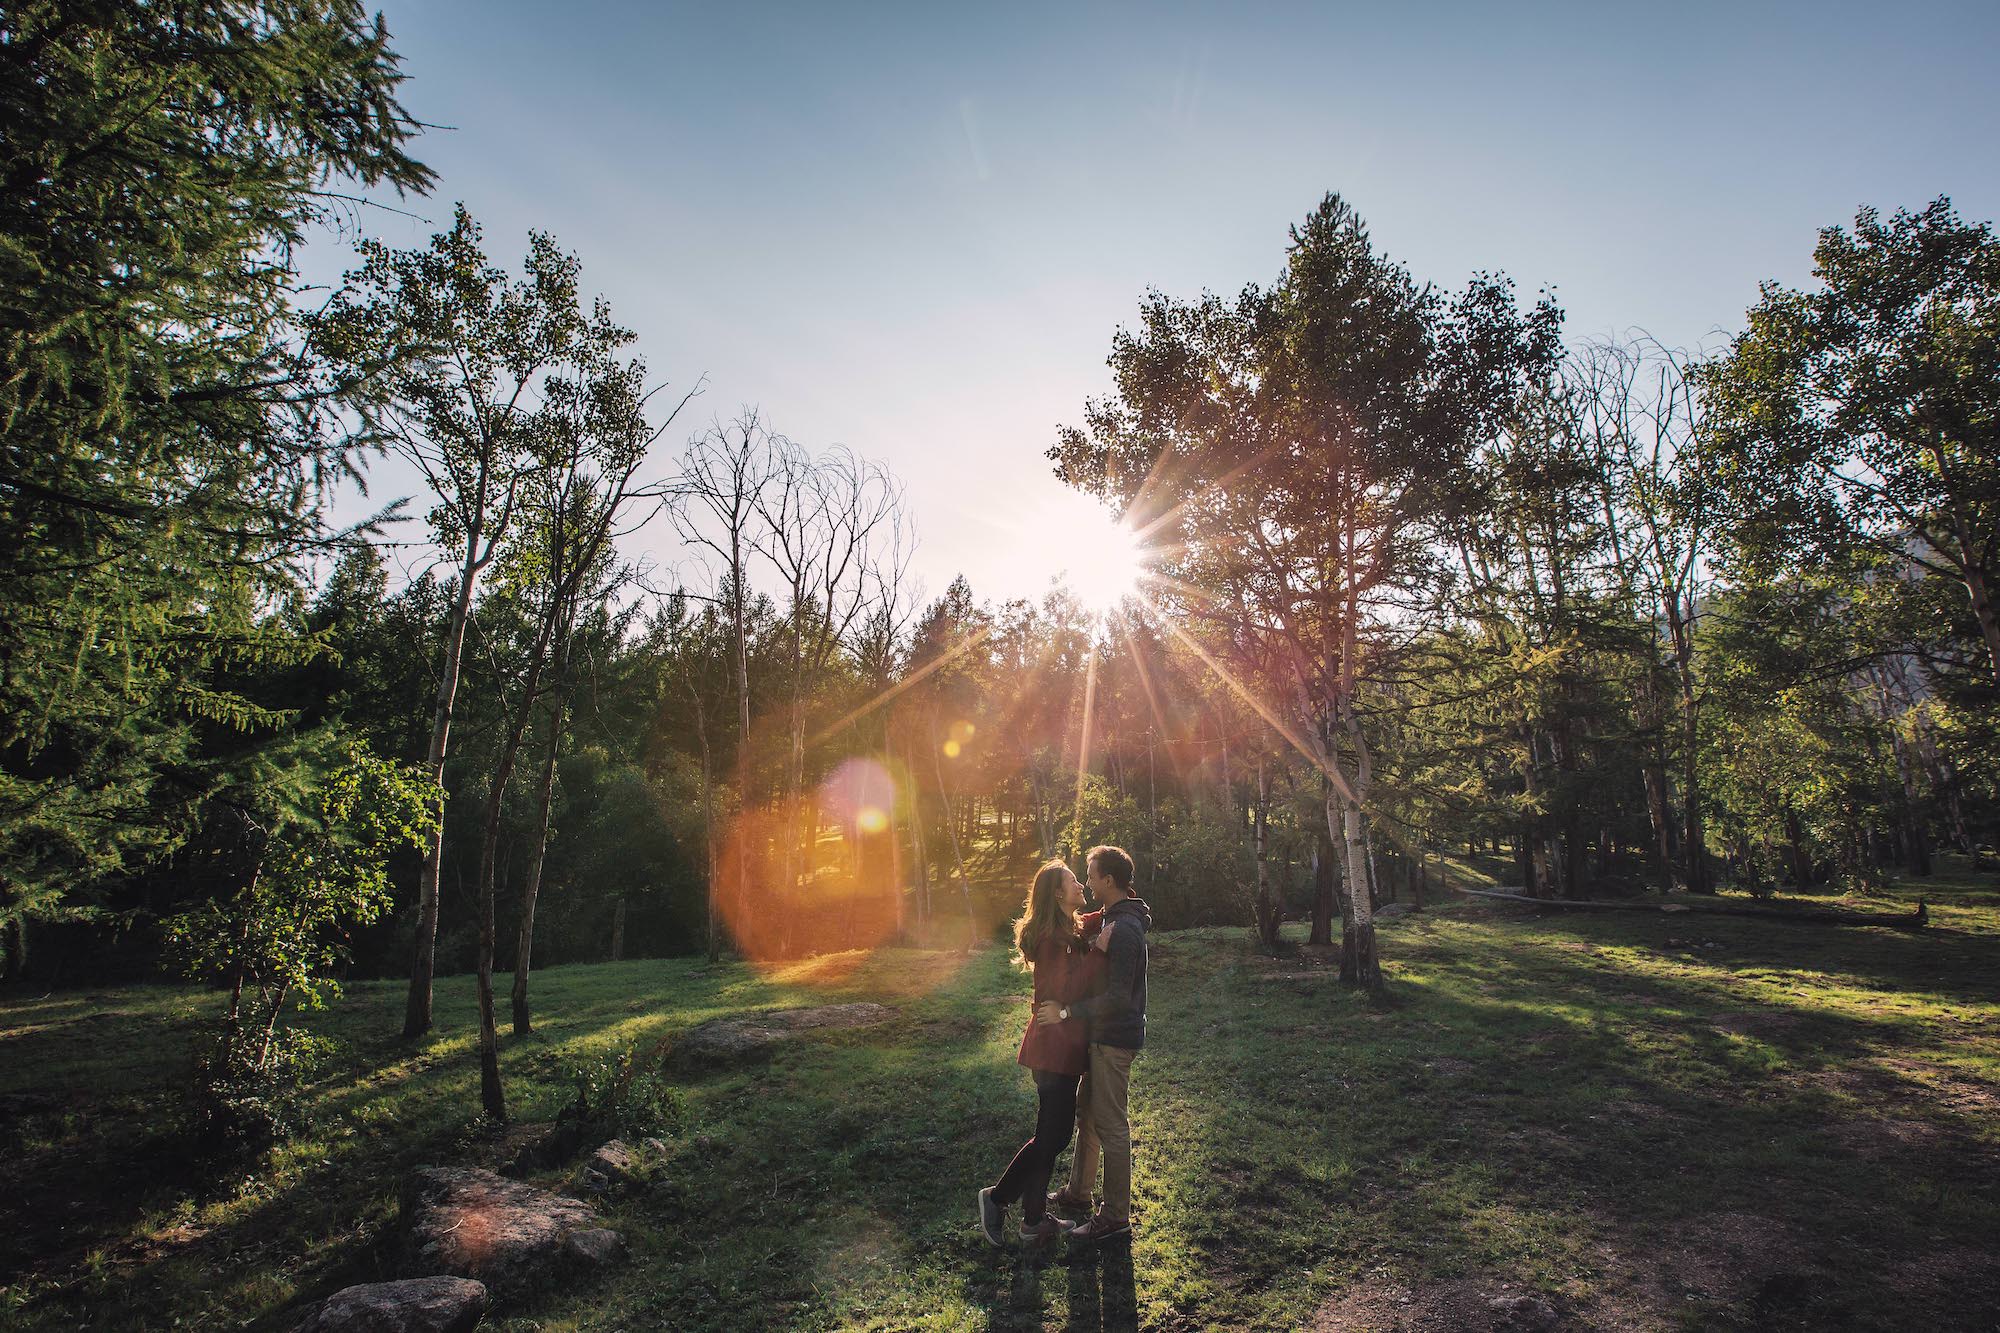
0;2;432;976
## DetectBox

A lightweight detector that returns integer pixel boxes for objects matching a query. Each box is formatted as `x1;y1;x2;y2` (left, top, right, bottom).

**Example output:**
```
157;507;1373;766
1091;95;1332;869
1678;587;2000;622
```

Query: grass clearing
3;858;1998;1330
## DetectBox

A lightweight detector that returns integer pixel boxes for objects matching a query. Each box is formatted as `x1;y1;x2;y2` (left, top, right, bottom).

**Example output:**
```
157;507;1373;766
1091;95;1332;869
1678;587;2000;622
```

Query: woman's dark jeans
992;1070;1082;1222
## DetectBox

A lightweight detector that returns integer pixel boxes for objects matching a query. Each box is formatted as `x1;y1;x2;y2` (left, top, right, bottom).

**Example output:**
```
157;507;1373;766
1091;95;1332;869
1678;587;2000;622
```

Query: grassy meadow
3;859;1998;1331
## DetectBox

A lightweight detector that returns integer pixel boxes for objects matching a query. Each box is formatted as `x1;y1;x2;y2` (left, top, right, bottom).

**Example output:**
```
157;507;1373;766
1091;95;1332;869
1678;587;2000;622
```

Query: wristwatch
1058;1006;1071;1021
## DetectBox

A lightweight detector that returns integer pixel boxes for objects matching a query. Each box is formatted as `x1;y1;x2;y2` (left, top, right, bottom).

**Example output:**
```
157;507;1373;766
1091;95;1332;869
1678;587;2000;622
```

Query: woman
978;858;1112;1247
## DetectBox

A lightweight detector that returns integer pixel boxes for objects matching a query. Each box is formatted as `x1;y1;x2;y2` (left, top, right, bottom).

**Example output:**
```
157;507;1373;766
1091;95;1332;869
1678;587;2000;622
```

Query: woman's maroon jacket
1016;911;1108;1076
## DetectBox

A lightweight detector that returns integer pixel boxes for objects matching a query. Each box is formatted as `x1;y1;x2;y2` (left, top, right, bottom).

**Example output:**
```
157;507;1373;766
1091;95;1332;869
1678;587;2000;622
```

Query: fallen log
1455;886;1927;929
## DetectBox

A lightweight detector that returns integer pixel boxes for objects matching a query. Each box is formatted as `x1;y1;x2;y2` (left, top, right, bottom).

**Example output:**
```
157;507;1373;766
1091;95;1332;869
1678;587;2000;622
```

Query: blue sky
325;0;2000;604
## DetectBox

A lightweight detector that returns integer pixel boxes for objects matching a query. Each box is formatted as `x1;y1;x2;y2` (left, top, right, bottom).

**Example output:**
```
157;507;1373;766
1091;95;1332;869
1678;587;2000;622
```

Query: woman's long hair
1012;858;1074;971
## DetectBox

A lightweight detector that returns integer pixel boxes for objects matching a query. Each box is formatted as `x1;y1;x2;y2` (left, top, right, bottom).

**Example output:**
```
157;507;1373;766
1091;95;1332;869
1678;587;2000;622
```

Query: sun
1058;502;1145;613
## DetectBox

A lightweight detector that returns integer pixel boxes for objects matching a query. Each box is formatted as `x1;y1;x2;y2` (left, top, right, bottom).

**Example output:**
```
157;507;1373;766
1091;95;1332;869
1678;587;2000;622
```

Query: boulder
573;1139;655;1195
402;1167;621;1299
291;1276;488;1333
668;1002;893;1071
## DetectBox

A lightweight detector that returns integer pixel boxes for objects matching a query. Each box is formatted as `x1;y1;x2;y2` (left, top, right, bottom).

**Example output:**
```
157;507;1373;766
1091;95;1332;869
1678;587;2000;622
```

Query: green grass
3;857;1998;1330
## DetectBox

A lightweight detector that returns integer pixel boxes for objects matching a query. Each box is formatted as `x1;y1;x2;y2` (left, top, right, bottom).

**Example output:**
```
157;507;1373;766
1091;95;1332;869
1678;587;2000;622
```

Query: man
1037;844;1150;1246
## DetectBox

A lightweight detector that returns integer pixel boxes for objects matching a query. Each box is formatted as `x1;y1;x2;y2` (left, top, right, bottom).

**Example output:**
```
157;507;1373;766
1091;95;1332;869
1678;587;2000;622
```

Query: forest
4;4;1997;1331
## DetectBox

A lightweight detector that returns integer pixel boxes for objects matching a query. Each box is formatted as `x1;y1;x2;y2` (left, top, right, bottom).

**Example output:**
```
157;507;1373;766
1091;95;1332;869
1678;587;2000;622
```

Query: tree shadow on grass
1459;900;2000;1008
1154;917;2000;1329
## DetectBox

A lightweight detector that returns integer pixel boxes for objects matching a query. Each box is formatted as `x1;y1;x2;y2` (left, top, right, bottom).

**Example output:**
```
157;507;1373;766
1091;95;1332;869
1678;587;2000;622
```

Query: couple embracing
979;844;1151;1251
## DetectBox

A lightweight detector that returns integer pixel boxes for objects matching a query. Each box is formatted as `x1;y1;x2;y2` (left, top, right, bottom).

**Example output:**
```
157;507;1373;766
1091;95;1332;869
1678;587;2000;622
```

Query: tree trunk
1550;720;1582;900
510;702;563;1036
1310;824;1337;947
474;619;557;1124
474;816;509;1124
693;691;720;962
1911;720;1974;855
1636;672;1680;890
731;547;753;957
931;716;974;953
404;548;480;1040
1337;797;1382;993
2;913;25;984
224;875;256;1047
1955;557;2000;686
905;744;931;940
256;983;289;1070
1892;731;1932;877
1670;601;1713;895
1253;758;1278;948
610;896;626;961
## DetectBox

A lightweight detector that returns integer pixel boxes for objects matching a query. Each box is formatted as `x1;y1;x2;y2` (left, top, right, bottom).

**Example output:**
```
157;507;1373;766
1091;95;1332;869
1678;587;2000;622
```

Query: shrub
189;1027;339;1152
557;1045;690;1141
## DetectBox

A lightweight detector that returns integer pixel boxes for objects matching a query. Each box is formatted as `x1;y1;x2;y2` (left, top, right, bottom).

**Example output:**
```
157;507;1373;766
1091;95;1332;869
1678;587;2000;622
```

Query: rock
402;1167;622;1299
574;1139;649;1195
562;1227;626;1266
1376;902;1416;919
1485;1292;1564;1331
291;1276;488;1333
668;1002;894;1071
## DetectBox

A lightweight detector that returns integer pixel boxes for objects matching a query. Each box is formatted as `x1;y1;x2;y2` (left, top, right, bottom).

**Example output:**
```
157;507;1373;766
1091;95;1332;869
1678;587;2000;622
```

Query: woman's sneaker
1018;1214;1065;1248
977;1187;1007;1248
1065;1211;1132;1247
1045;1187;1094;1219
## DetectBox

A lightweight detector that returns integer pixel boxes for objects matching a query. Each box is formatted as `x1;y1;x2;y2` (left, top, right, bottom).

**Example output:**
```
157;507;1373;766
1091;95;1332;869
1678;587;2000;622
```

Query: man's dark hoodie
1070;894;1151;1050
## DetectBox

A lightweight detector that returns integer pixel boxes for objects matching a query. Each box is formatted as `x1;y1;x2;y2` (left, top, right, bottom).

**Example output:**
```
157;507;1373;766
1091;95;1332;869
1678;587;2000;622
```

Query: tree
1701;198;2000;684
1572;337;1719;891
1053;193;1558;991
466;294;674;1120
164;747;435;1139
752;440;904;919
505;341;687;1037
322;208;601;1039
672;415;774;954
0;0;430;978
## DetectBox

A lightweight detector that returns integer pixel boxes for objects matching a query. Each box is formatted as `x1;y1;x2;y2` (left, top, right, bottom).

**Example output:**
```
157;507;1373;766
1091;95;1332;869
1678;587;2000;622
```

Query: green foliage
165;750;438;1018
0;0;430;950
1149;804;1253;928
557;1045;691;1141
1700;197;2000;678
188;1027;340;1153
165;748;432;1148
1058;773;1144;861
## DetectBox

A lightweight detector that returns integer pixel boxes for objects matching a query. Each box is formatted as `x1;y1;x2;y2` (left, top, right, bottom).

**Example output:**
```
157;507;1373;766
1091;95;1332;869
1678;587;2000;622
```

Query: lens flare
712;754;927;978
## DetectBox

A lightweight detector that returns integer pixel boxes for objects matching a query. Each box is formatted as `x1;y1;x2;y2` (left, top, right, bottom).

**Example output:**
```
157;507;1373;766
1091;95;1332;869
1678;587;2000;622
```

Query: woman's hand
1035;1000;1066;1026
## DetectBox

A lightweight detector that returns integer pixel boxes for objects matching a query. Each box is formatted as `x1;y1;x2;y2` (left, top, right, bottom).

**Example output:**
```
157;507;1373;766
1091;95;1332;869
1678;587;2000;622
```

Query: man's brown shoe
1065;1212;1132;1247
1045;1187;1094;1219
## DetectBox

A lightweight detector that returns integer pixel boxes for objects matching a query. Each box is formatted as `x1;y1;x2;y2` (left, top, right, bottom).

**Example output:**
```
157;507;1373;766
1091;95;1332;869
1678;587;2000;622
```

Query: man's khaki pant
1065;1041;1138;1223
